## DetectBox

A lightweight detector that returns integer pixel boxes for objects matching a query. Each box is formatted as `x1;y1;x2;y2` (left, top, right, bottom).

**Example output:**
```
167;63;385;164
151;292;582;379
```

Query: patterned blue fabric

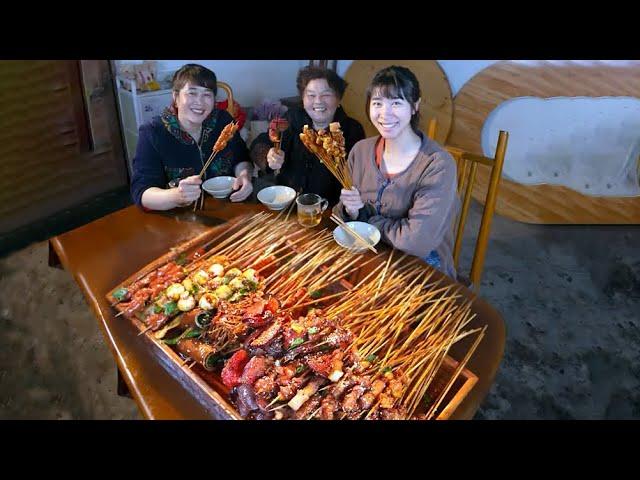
424;250;442;270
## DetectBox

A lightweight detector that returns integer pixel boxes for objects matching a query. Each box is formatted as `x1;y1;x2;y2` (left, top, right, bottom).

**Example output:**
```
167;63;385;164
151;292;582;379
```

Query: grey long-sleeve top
333;132;460;278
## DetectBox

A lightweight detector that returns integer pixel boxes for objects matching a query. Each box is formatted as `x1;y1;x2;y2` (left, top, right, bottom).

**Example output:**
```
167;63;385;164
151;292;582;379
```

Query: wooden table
49;197;506;420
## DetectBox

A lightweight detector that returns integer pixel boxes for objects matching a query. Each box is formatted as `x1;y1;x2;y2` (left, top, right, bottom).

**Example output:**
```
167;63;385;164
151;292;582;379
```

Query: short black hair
366;65;422;133
172;63;217;96
296;66;347;99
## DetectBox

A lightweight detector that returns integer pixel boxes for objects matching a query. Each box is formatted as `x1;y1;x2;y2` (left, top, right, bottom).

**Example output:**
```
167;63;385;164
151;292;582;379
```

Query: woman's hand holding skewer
266;147;285;170
174;175;202;206
340;187;364;220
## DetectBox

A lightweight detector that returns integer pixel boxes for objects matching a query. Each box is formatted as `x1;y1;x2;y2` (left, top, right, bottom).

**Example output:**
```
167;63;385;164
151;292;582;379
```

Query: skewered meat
213;121;239;152
233;384;259;417
253;372;278;398
278;375;309;402
359;392;376;410
147;313;169;330
262;337;285;358
320;396;338;420
221;349;249;388
250;319;282;347
239;356;272;386
288;377;326;411
293;393;322;419
281;288;308;309
341;384;367;413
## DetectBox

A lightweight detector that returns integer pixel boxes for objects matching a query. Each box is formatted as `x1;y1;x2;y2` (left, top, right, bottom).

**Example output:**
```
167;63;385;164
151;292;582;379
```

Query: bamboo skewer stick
138;324;153;335
374;249;394;300
198;121;240;179
421;326;486;419
330;214;378;254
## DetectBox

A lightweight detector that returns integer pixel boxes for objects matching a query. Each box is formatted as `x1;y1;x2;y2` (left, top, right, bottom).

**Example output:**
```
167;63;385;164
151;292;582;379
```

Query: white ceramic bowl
202;176;236;198
333;221;381;252
257;185;297;211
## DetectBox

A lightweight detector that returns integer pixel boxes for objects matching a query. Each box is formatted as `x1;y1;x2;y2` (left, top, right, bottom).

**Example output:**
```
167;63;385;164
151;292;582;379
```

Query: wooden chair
427;118;509;291
217;81;236;117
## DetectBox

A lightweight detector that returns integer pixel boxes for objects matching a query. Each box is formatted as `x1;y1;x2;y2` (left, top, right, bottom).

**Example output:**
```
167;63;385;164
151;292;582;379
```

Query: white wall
336;60;498;97
115;59;498;108
115;60;308;108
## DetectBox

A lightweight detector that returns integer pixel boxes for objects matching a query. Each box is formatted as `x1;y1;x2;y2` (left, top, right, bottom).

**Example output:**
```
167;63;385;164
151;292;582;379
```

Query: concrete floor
1;201;639;419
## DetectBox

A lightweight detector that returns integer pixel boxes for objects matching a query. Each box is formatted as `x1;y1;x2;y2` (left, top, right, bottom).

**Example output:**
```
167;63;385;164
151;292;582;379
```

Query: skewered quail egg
229;277;245;290
226;268;242;278
177;295;195;311
242;268;257;283
215;285;233;300
207;263;225;277
181;278;194;292
165;283;185;301
193;270;209;285
198;293;218;310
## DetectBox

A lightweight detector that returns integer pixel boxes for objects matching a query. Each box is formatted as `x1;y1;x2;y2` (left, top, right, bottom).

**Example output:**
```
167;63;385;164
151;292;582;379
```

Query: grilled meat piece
331;375;357;399
278;375;309;401
240;355;272;386
306;352;336;378
263;337;286;358
250;320;282;347
293;393;322;420
341;384;367;413
146;313;169;330
233;384;259;417
359;392;376;410
281;288;308;309
379;407;407;420
253;372;278;398
320;396;339;420
221;349;250;388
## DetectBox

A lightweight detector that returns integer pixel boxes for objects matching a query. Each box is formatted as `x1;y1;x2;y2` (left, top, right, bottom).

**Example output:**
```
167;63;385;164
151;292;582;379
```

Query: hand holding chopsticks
330;213;378;254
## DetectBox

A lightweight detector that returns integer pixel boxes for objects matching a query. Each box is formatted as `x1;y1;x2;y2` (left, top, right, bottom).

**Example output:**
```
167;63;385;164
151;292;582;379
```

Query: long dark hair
365;65;421;133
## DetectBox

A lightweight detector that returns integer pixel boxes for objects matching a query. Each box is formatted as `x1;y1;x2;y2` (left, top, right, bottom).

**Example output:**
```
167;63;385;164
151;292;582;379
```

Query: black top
253;105;365;206
130;108;249;207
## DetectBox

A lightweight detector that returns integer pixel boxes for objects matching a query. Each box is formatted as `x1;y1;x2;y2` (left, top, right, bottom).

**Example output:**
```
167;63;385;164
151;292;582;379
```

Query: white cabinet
116;76;173;173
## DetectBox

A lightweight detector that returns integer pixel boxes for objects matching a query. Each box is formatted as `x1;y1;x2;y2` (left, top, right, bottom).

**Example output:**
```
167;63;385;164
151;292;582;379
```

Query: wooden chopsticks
330;213;378;254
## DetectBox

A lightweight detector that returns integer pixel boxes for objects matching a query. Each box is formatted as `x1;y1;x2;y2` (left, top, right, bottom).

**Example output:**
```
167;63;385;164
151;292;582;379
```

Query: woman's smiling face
302;78;339;128
174;81;215;126
369;88;418;140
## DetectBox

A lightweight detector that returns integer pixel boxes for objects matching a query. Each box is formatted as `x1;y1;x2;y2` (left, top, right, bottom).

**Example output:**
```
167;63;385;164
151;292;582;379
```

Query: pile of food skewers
109;212;485;420
299;122;352;189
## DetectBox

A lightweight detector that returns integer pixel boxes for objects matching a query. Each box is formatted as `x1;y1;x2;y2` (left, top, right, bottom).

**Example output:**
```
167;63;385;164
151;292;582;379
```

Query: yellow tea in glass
296;193;328;227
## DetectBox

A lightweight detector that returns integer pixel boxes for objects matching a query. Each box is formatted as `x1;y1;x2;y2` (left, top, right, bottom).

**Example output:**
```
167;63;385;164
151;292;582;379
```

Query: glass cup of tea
296;193;329;227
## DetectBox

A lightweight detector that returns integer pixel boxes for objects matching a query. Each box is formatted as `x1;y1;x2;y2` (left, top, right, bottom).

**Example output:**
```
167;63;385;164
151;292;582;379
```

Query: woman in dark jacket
130;64;253;210
251;66;365;206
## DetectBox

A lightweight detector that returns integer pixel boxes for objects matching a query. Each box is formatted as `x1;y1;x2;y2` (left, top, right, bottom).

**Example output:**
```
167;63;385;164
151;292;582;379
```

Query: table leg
117;367;132;398
48;241;62;269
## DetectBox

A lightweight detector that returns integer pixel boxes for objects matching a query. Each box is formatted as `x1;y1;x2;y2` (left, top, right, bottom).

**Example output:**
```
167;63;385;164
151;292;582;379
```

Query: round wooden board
449;60;640;224
342;60;453;144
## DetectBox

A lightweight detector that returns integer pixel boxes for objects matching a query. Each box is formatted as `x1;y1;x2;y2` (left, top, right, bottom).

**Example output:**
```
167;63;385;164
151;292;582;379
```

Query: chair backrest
427;118;509;291
217;81;236;117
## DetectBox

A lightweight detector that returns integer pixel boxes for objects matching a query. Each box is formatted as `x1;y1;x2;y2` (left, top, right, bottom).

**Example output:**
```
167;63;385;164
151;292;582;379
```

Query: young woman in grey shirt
334;65;460;279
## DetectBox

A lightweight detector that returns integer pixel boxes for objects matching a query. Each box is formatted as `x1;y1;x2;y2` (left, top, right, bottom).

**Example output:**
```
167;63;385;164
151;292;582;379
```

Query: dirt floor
1;201;639;419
